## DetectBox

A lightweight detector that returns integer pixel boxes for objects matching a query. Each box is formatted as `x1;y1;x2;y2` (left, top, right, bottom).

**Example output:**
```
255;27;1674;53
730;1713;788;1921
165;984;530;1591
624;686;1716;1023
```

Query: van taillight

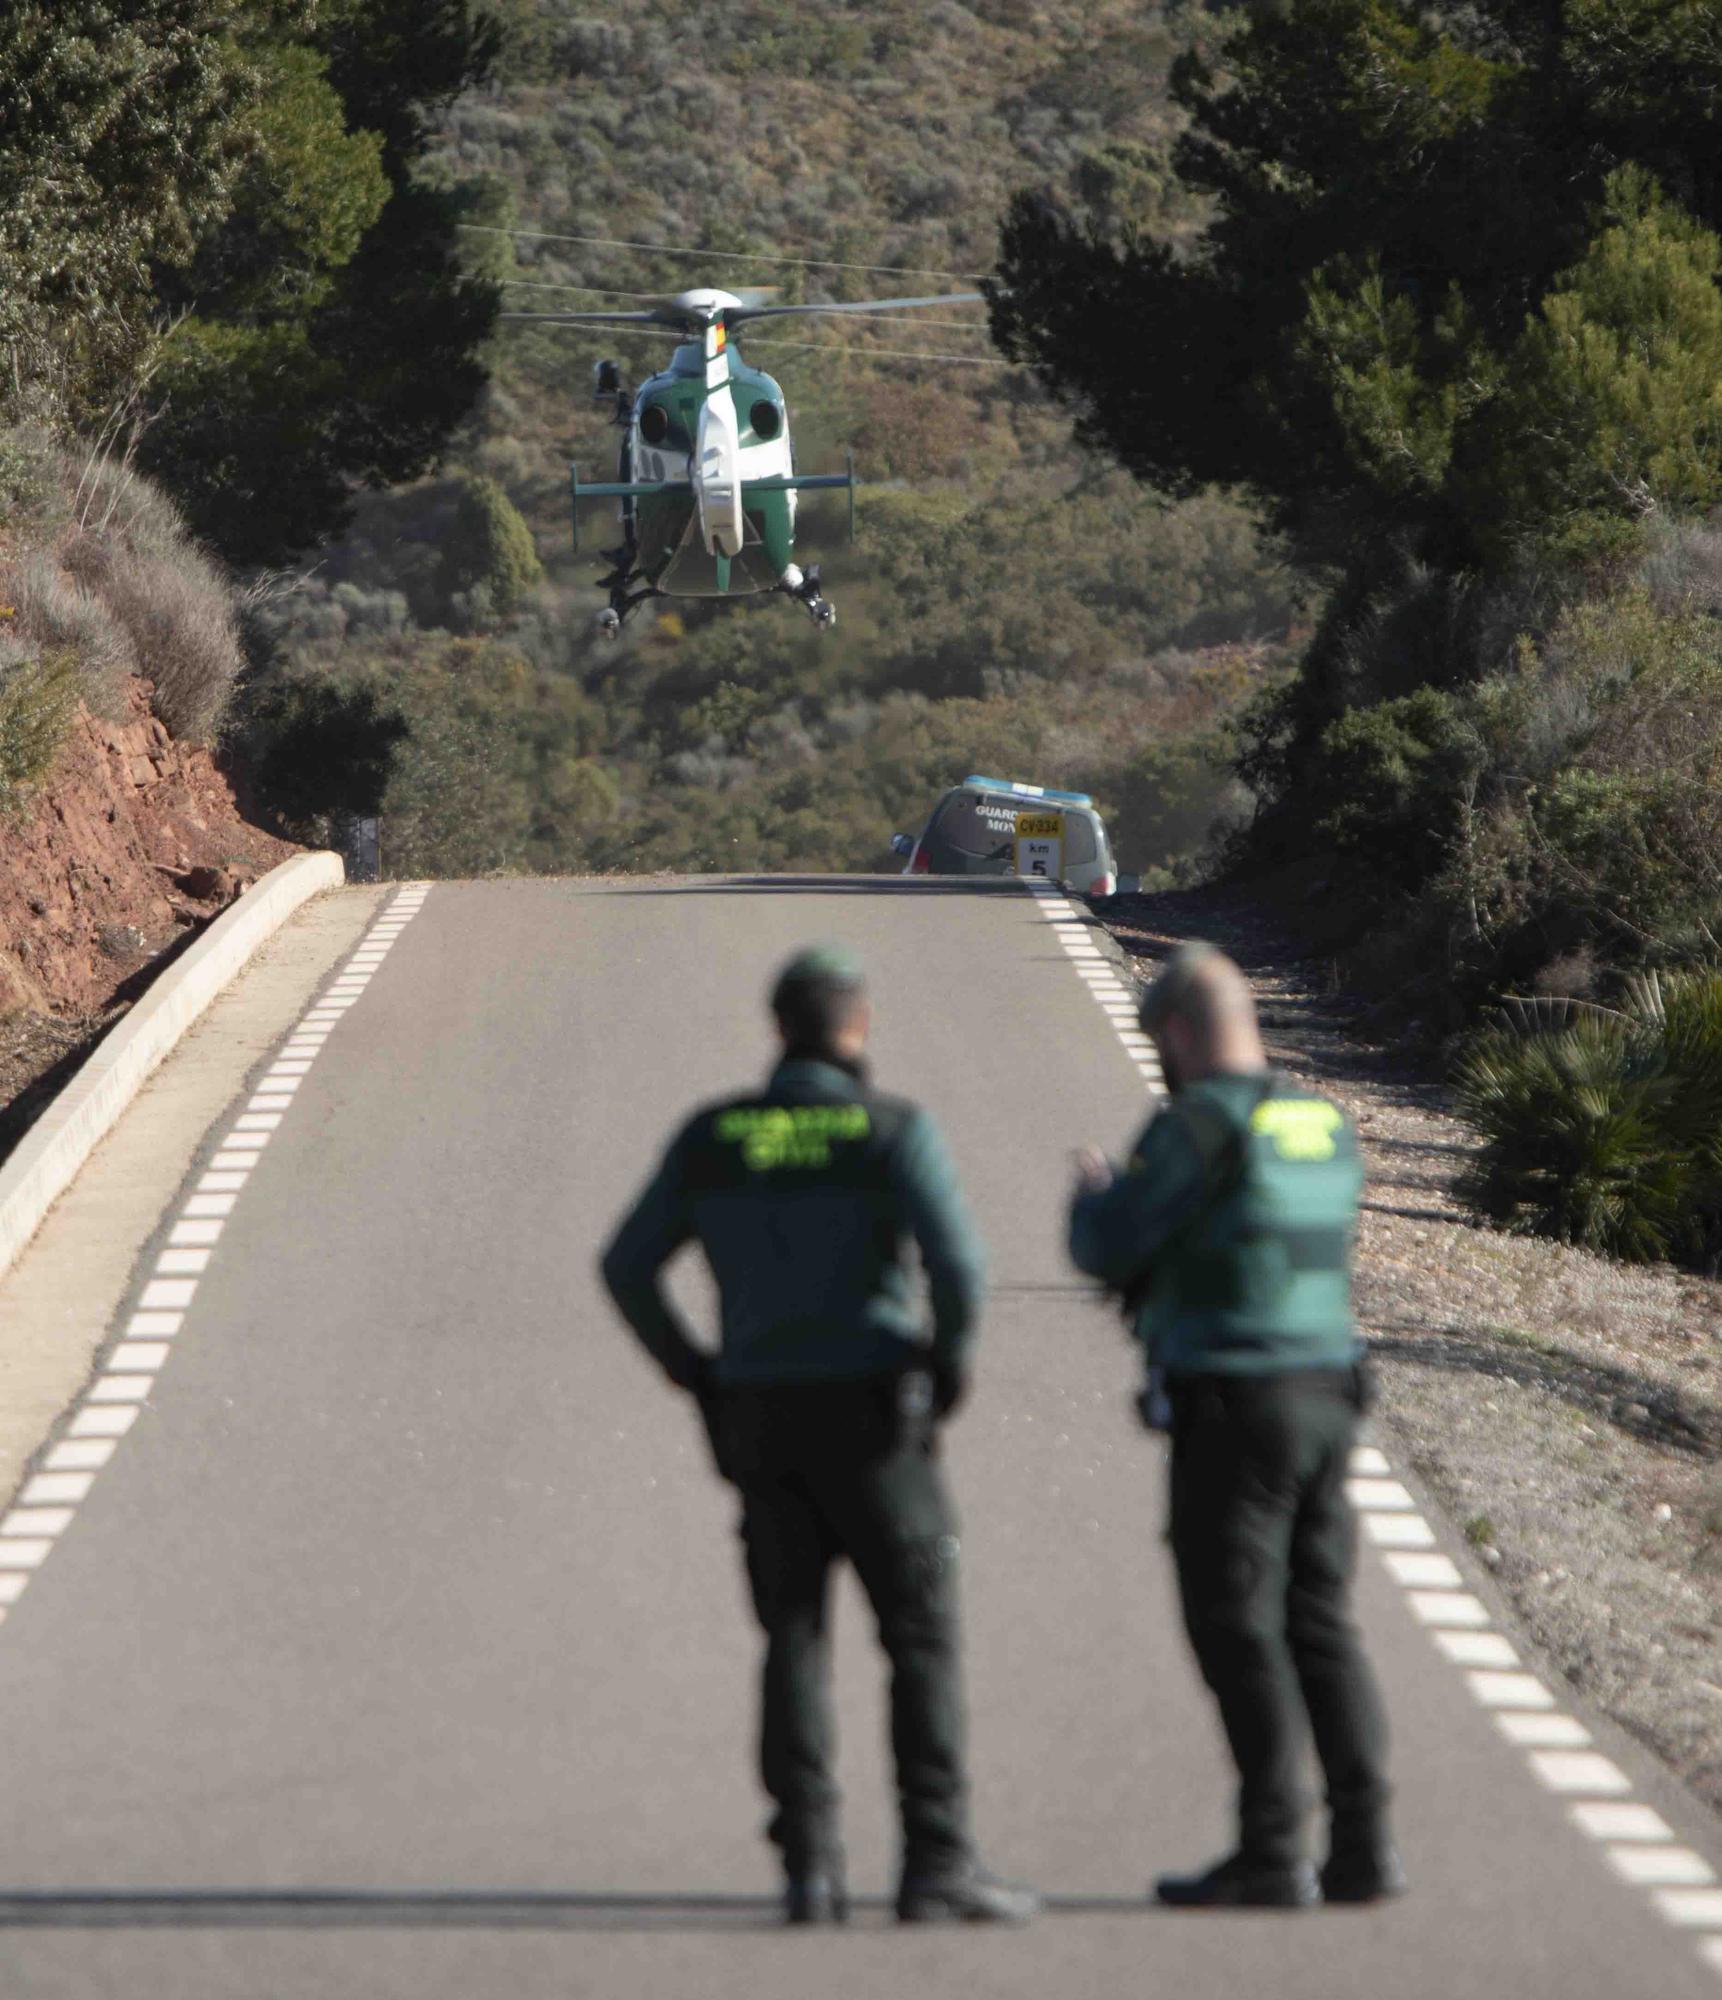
911;847;930;873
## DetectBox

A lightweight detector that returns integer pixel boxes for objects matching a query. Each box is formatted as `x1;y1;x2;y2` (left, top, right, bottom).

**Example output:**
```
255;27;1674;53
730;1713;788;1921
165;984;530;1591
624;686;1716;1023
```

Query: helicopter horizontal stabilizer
570;458;859;550
741;473;852;491
574;479;692;498
570;471;691;551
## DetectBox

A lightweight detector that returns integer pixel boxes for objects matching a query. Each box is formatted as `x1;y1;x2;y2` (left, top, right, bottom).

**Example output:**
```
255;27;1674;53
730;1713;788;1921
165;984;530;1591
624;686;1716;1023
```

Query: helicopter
504;286;982;635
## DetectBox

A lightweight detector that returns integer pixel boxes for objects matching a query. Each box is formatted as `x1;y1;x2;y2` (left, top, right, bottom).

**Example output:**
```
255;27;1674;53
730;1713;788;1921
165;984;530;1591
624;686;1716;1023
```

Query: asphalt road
0;875;1717;1999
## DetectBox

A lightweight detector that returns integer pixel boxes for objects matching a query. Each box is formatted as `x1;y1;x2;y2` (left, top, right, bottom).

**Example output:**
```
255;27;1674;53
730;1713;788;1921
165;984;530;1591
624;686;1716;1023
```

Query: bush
438;473;544;621
7;551;133;718
241;673;410;839
63;525;242;743
1108;730;1242;882
0;638;79;815
1454;971;1722;1267
0;436;247;745
1308;688;1484;894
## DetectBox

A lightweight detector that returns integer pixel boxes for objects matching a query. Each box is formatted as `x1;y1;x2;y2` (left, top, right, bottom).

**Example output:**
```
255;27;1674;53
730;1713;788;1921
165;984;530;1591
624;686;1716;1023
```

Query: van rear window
927;793;1020;860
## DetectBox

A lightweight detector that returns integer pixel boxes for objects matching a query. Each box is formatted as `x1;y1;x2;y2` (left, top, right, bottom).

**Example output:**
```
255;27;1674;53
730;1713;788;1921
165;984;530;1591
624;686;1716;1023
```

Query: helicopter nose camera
592;358;630;421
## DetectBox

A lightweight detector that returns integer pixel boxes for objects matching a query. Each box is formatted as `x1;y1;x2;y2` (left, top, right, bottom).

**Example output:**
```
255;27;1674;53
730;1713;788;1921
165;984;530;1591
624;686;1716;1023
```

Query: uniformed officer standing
600;946;1035;1927
1068;943;1402;1909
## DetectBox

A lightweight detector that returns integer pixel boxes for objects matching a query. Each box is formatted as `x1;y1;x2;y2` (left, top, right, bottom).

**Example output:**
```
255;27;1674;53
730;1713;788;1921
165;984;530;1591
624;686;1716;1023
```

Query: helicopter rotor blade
499;309;687;327
727;291;985;324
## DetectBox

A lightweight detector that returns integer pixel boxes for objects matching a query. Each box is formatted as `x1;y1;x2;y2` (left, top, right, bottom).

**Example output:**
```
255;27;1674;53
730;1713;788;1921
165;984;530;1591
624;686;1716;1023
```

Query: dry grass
5;550;134;720
63;528;242;744
0;426;244;749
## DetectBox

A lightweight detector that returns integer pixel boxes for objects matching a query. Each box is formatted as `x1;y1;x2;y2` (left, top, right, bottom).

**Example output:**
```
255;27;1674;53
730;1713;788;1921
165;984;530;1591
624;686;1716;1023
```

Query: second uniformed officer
600;946;1035;1927
1068;943;1401;1909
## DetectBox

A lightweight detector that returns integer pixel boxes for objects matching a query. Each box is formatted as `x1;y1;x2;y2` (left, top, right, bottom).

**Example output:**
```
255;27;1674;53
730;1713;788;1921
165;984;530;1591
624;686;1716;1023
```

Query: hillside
252;0;1293;880
0;437;296;1156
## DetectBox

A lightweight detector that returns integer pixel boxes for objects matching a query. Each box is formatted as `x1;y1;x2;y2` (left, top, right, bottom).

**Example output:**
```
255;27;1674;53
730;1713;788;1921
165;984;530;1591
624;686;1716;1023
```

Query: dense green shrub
1309;688;1482;894
439;474;545;621
1108;730;1242;885
0;1;256;409
239;674;410;840
1455;972;1722;1268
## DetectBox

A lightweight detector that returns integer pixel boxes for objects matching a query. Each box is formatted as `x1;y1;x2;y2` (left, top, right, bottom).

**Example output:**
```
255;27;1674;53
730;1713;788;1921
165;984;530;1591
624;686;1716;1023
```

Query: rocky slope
0;681;295;1150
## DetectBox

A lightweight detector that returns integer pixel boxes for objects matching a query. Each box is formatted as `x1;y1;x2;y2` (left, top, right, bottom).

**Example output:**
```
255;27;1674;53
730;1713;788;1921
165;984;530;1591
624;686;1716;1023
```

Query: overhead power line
503;279;989;335
747;335;1013;368
503;279;667;303
507;319;1015;367
462;222;987;285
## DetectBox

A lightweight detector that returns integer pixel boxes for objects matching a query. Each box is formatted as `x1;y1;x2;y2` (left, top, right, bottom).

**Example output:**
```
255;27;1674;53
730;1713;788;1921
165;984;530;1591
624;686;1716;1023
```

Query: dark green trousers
1168;1368;1391;1870
717;1380;971;1876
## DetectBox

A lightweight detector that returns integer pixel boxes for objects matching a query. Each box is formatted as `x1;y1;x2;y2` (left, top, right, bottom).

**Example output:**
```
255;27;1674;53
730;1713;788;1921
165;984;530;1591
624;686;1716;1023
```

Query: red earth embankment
0;682;296;1119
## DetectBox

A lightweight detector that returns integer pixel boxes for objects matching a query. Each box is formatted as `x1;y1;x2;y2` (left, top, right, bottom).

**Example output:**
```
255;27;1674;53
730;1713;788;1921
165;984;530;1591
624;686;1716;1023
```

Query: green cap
1137;941;1222;1034
770;944;866;1013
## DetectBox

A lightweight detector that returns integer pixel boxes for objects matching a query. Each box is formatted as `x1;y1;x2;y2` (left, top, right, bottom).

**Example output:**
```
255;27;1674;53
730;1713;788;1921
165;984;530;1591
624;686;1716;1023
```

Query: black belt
1166;1366;1359;1404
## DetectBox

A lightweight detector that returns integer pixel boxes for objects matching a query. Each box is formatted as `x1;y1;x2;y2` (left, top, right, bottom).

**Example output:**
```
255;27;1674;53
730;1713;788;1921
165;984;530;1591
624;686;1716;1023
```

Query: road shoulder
0;887;380;1509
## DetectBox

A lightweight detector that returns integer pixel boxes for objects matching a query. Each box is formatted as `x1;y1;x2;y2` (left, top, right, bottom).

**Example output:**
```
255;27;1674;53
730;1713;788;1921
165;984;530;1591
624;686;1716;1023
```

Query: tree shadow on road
602;876;1047;898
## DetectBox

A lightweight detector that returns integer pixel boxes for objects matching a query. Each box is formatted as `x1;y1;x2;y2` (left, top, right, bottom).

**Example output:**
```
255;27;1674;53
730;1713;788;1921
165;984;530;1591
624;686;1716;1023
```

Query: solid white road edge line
0;886;432;1637
0;852;346;1286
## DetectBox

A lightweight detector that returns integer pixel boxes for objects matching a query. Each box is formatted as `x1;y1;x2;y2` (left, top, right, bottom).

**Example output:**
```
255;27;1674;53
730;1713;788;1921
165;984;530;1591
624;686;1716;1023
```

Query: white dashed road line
1044;878;1722;1972
0;885;430;1634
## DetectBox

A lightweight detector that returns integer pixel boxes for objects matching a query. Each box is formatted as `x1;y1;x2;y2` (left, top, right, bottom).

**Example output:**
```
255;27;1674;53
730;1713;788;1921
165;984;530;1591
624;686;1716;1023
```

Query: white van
892;775;1120;899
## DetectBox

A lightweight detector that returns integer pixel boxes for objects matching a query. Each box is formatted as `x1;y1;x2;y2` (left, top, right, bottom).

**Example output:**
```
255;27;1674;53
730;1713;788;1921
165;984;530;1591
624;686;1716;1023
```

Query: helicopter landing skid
778;563;836;630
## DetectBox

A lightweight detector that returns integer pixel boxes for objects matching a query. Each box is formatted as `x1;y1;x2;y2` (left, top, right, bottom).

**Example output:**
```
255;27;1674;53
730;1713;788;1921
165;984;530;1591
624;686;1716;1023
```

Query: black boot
897;1860;1038;1924
1155;1852;1319;1909
784;1868;849;1926
1321;1843;1407;1904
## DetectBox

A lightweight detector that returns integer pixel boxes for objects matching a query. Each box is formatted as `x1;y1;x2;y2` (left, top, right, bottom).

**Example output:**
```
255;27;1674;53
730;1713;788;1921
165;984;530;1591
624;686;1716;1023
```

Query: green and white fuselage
624;324;799;596
572;289;854;628
508;281;982;633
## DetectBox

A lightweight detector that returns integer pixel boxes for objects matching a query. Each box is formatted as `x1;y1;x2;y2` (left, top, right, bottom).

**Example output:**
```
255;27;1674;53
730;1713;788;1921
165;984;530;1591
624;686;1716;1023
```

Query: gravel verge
1099;885;1722;1818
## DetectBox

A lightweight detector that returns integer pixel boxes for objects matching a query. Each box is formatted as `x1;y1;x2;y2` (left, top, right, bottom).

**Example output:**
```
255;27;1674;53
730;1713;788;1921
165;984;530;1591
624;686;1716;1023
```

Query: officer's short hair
1137;941;1250;1038
771;945;866;1046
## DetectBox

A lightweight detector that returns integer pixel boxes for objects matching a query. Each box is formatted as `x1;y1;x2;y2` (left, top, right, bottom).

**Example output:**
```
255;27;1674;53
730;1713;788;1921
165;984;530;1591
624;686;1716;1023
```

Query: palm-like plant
1643;972;1722;1265
1454;969;1722;1265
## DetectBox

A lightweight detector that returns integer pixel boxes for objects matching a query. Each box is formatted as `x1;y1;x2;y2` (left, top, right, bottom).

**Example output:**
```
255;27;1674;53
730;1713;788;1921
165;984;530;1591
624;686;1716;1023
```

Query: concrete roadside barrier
0;850;346;1284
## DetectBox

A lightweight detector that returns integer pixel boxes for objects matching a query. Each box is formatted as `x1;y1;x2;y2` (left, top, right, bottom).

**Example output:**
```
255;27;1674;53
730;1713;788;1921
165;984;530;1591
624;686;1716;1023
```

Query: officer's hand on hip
1073;1146;1113;1195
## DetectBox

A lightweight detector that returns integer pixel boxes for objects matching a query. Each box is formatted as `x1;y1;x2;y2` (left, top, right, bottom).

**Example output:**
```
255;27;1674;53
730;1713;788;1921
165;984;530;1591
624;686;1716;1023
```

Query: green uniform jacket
1068;1069;1362;1378
600;1057;986;1388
